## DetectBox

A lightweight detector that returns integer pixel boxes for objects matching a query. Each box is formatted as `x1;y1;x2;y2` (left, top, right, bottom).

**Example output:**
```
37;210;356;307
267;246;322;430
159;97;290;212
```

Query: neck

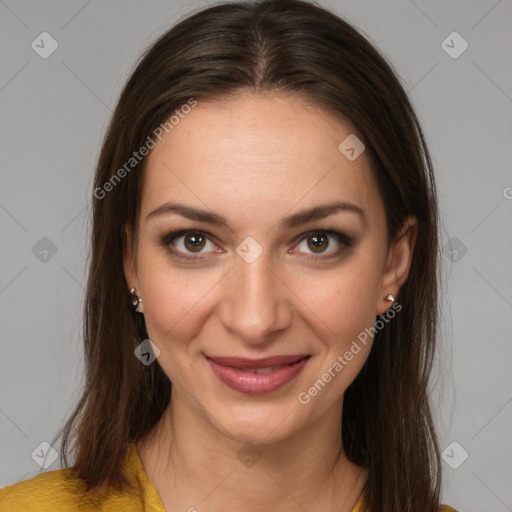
137;389;367;512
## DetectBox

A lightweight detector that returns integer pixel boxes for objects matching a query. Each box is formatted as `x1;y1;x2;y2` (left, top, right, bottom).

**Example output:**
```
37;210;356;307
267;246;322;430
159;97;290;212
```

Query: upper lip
206;354;310;369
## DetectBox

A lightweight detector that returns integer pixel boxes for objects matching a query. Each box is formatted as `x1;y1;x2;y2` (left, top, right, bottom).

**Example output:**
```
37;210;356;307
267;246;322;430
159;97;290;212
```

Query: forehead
140;92;383;229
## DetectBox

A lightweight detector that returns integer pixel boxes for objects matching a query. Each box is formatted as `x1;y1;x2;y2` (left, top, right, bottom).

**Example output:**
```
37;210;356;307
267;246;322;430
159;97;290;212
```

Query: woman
0;0;458;510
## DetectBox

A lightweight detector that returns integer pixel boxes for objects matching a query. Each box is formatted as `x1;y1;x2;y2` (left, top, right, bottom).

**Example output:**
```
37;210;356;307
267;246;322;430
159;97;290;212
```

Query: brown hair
54;1;442;510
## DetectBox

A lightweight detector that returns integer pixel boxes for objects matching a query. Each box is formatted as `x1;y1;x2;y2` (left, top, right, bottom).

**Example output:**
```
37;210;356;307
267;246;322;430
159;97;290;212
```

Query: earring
129;288;142;312
385;294;395;303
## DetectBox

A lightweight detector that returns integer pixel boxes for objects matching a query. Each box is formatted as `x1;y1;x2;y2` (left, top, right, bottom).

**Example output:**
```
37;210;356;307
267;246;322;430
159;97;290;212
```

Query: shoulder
0;467;146;512
0;444;161;512
439;506;459;512
0;468;88;511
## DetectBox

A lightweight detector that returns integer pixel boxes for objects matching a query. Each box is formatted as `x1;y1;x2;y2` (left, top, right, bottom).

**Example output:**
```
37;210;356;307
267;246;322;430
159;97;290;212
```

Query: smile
205;354;310;395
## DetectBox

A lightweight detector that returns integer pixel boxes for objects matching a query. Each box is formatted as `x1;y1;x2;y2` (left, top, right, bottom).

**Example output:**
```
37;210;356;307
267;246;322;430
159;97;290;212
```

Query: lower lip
206;357;310;395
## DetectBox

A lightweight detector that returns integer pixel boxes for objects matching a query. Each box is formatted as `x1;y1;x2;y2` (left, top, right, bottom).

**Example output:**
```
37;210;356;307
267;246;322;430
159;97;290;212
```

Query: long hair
54;1;442;510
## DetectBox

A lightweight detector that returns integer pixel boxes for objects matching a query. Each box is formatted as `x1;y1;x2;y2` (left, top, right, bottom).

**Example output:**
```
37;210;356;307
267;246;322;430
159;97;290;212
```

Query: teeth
245;365;281;374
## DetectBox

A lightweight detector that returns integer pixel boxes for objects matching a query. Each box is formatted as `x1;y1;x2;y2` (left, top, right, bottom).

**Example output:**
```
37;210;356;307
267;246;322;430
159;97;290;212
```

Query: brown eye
294;230;354;260
184;233;206;252
307;234;329;253
162;230;220;259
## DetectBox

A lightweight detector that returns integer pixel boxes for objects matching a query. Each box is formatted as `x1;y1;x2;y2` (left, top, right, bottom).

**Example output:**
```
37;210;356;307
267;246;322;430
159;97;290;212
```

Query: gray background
1;1;511;511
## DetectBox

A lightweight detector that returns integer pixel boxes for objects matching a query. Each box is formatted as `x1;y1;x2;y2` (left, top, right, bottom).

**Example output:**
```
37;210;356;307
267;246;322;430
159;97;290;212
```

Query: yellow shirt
0;444;458;511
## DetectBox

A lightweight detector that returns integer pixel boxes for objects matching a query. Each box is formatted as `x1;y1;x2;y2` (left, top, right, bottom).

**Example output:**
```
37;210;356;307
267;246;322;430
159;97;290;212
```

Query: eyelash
161;228;355;262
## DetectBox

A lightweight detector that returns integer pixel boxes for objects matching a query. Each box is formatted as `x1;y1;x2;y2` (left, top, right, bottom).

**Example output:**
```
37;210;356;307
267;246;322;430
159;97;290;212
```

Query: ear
122;223;142;310
376;215;418;315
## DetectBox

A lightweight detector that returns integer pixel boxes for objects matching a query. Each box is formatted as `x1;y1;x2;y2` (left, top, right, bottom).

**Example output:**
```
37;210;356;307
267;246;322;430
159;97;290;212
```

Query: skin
123;91;417;512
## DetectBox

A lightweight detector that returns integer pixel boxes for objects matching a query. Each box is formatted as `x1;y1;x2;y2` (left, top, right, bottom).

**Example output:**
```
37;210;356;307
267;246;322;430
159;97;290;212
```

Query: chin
203;398;306;446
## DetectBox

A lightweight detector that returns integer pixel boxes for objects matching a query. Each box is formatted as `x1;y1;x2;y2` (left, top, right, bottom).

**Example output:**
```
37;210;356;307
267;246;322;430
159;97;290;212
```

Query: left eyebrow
281;201;366;229
145;201;366;229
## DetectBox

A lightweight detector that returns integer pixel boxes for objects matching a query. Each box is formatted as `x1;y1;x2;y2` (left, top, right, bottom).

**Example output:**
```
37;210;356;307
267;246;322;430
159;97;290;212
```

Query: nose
218;251;293;346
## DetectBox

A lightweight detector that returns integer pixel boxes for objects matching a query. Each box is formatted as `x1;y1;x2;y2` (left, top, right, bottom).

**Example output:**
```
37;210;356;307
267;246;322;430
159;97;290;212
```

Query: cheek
137;253;224;346
294;268;379;408
302;262;381;344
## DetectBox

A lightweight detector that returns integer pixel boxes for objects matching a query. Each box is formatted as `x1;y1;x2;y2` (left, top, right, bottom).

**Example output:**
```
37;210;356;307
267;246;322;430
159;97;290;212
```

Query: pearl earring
129;288;143;312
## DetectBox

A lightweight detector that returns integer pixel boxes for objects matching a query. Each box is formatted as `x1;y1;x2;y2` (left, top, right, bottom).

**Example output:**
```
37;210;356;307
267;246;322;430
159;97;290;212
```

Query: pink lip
206;354;310;395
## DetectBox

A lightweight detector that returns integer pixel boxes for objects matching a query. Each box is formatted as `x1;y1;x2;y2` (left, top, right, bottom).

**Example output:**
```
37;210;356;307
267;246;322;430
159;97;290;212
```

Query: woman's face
124;92;416;444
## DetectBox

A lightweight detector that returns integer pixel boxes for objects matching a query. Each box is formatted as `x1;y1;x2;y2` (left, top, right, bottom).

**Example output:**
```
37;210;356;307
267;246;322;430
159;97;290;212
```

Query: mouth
205;354;310;395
